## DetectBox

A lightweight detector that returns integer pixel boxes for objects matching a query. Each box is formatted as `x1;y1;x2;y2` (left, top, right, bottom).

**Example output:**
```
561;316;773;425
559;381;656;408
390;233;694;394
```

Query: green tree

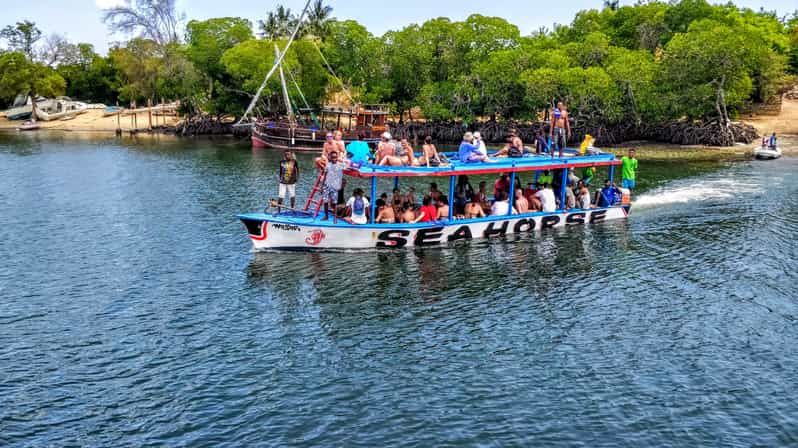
57;44;121;103
1;21;42;60
258;5;296;40
186;17;253;109
110;38;164;103
0;51;65;118
306;0;333;39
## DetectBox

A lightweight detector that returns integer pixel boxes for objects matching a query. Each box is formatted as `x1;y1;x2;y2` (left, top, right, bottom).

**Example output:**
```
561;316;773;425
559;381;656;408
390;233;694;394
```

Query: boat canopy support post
559;168;568;211
370;176;378;223
508;170;516;216
448;175;456;221
394;176;399;190
609;165;615;184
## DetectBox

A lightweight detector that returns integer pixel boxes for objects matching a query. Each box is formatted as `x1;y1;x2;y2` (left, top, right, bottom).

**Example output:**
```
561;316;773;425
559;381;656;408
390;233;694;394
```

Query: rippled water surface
1;133;797;447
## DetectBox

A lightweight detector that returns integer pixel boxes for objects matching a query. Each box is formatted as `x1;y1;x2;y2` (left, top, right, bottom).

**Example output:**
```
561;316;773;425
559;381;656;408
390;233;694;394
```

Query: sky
3;0;797;53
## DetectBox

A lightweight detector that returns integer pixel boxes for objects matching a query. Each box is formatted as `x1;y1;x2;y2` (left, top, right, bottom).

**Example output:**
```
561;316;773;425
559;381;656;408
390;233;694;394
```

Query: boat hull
754;147;781;160
239;206;630;251
252;123;380;152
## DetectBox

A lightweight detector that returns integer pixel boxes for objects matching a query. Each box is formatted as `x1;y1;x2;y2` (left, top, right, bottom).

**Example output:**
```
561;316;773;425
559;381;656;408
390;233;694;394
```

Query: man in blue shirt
458;132;488;163
346;134;372;164
594;179;621;208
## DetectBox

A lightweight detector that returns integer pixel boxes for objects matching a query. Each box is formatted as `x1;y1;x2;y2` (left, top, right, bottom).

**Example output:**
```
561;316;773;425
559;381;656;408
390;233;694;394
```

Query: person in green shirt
582;166;595;186
621;149;638;190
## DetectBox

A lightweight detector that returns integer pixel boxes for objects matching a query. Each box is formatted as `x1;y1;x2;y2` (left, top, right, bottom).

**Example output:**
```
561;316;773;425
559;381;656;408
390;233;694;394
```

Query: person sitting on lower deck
595;179;621;208
515;188;529;213
576;180;591;209
375;199;396;223
459;132;488;163
436;196;450;220
493;173;510;200
538;170;554;188
414;195;438;223
491;191;517;216
405;186;417;209
429;182;442;201
400;204;416;223
464;196;486;219
345;188;370;225
535;183;557;212
476;181;491;215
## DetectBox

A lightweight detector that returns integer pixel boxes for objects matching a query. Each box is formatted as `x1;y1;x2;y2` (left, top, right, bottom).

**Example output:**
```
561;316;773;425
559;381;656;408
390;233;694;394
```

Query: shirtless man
549;101;571;158
375;199;396;223
493;133;525;157
464;196;486;219
315;132;338;170
333;130;347;159
376;132;403;166
515;188;529;213
418;136;443;167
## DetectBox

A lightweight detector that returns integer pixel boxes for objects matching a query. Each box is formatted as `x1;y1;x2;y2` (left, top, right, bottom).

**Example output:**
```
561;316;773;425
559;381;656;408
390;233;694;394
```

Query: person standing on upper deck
769;132;778;149
459;132;488;163
621;149;639;190
549;102;571;158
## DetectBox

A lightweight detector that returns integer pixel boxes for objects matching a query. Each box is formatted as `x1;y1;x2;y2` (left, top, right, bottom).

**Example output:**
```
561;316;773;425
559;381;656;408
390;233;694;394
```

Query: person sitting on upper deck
576;180;591;209
515;188;529;213
535;130;547;155
375;199;396;223
398;138;419;166
414;196;438;223
436;196;450;220
473;132;488;156
377;132;404;166
459;132;488;163
493;133;524;158
346;134;372;164
344;188;370;225
418;136;444;167
315;132;337;170
491;191;518;216
333;130;347;158
595;179;621;208
465;196;486;219
535;183;557;213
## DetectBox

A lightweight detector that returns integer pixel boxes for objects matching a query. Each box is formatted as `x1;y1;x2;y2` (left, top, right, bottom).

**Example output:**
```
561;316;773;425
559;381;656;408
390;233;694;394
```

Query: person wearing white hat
377;131;403;166
473;132;488;156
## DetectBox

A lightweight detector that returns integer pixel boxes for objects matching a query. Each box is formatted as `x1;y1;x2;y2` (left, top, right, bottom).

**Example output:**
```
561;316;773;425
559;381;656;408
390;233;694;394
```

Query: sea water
1;133;797;446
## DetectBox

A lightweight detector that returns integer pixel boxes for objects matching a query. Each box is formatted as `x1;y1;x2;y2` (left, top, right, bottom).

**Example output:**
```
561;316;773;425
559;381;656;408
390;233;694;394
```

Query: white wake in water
633;177;765;209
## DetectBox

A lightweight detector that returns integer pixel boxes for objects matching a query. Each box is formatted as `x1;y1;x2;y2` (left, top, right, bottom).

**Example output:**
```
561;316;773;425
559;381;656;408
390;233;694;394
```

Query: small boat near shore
17;120;40;131
754;145;782;160
238;149;630;251
35;97;88;121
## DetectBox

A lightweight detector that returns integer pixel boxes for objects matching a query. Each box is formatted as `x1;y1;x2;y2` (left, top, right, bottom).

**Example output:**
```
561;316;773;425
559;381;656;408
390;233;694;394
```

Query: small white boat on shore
754;145;782;160
35;97;88;121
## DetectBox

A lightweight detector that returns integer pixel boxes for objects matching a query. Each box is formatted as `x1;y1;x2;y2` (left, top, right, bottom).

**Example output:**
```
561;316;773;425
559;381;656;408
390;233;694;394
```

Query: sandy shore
0;109;180;132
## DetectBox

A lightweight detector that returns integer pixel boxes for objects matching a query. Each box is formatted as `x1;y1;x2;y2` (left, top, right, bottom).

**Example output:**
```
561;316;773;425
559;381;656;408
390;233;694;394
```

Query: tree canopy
1;0;796;134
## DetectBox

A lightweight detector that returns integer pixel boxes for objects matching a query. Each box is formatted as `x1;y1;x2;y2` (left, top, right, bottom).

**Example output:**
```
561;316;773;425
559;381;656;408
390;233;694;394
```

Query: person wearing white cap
473;132;488;156
376;131;403;166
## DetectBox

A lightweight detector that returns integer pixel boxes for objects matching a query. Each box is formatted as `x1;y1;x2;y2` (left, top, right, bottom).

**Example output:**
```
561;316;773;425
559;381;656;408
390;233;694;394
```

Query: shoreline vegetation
1;0;797;147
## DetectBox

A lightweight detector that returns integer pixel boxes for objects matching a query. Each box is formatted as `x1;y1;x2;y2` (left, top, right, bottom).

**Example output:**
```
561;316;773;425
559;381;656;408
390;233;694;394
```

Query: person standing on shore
621;149;639;190
277;150;299;211
549;101;571;158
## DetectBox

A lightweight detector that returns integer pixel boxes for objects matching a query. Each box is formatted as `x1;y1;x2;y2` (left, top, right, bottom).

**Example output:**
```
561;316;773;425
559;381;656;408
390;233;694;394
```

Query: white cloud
95;0;126;9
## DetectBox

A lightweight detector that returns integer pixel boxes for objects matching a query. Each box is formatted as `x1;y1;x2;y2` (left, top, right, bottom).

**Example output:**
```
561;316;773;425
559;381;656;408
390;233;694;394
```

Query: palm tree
603;0;619;11
258;5;297;39
305;0;333;39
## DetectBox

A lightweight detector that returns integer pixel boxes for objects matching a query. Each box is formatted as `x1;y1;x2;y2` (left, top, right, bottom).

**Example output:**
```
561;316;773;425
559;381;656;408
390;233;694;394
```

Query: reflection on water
2;133;798;447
